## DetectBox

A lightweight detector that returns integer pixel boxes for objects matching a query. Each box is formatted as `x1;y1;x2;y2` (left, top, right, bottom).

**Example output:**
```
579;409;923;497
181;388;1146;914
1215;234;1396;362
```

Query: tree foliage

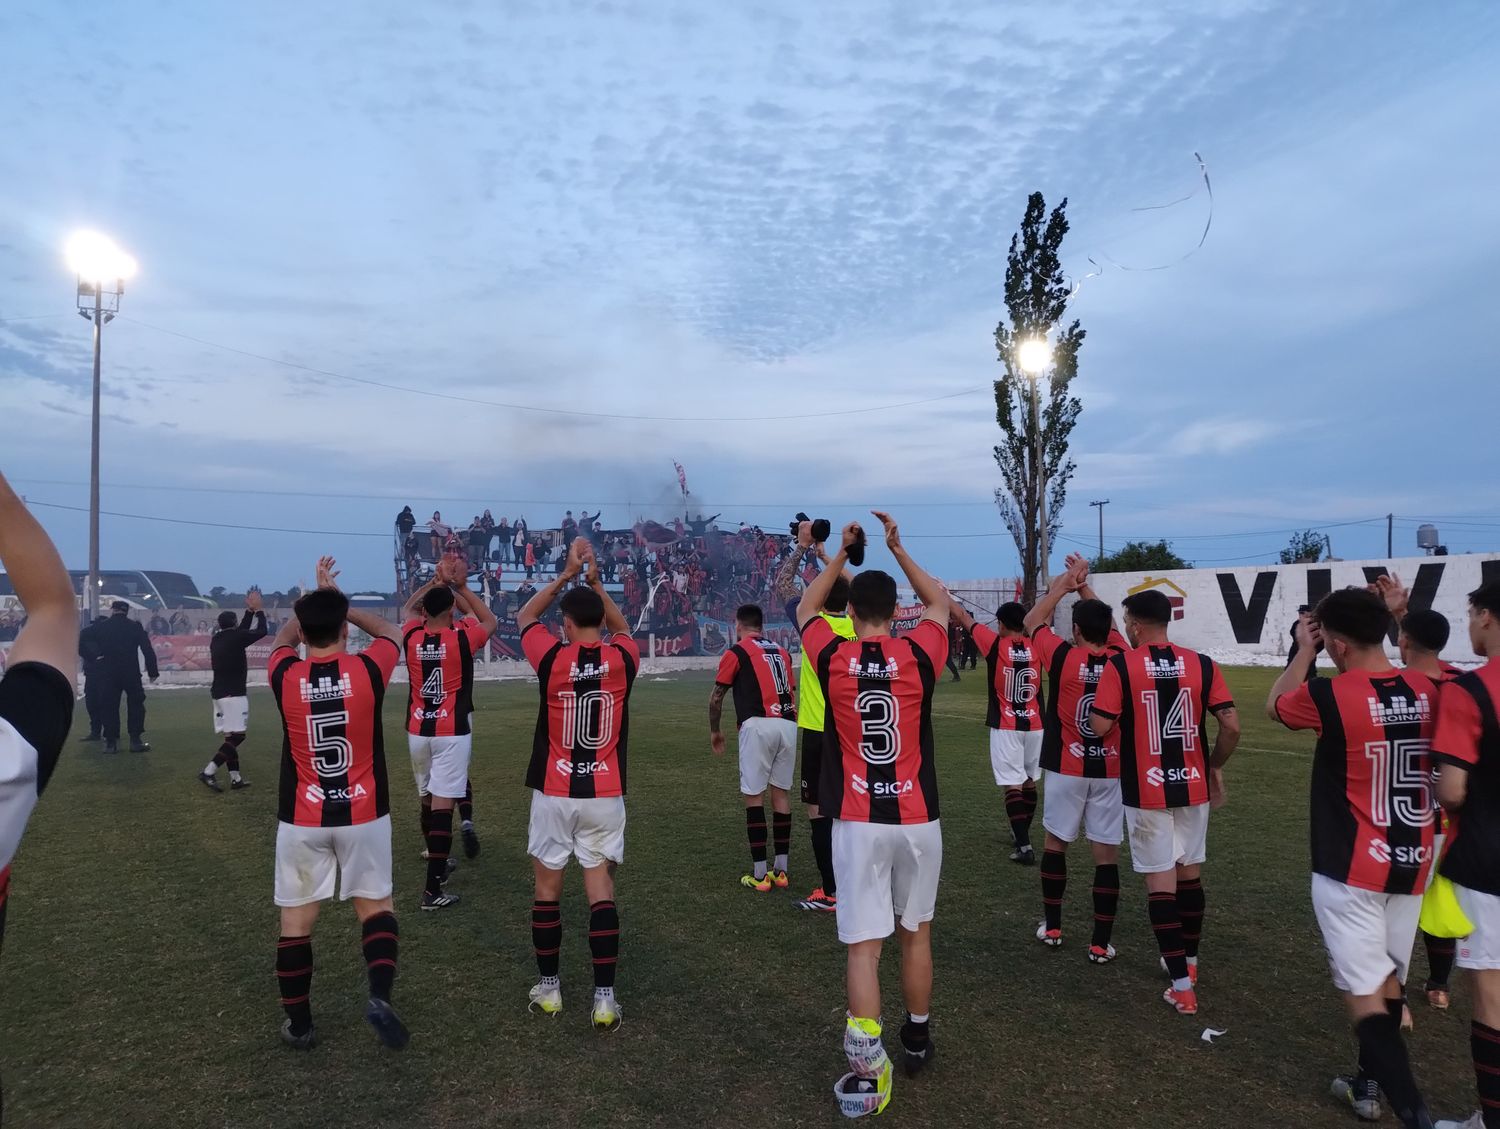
1093;540;1191;574
992;192;1085;604
1279;529;1326;565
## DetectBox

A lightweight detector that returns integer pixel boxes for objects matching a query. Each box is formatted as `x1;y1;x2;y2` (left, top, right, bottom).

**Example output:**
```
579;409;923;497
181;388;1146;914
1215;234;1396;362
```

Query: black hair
1071;598;1113;646
736;604;764;630
294;588;350;648
422;587;456;618
1121;590;1173;626
217;611;238;631
825;576;851;615
996;602;1027;632
849;571;898;624
559;587;605;629
1400;608;1450;653
1315;587;1389;648
1470;581;1500;619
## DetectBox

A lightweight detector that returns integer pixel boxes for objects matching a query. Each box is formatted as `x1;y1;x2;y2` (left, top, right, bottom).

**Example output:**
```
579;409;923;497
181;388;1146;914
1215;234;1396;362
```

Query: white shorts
407;733;473;800
832;819;943;944
212;696;249;735
738;716;797;795
527;792;626;871
274;815;393;907
1455;883;1500;970
1125;804;1209;874
1041;772;1124;846
990;729;1043;787
1311;873;1421;995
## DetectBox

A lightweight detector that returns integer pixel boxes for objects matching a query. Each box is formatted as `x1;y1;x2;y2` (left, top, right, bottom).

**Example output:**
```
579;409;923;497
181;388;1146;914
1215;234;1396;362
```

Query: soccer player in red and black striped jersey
798;514;947;1117
1433;581;1500;1129
266;557;409;1052
401;560;498;909
709;604;798;891
1090;588;1239;1018
518;539;638;1031
949;596;1042;864
1378;571;1466;1018
1270;588;1440;1129
1022;556;1128;962
0;468;77;1120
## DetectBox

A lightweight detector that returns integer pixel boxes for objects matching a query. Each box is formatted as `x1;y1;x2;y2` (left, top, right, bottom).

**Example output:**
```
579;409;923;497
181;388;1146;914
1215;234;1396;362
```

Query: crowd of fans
394;505;803;633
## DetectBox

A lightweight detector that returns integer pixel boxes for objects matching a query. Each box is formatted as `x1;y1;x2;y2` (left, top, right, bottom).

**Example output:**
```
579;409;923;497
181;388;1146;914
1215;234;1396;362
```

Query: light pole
66;231;137;620
1089;499;1110;561
1017;337;1053;591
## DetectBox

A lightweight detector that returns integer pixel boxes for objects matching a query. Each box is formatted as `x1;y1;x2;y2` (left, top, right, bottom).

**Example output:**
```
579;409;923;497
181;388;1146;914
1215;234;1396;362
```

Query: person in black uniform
77;614;108;742
95;601;159;753
198;591;268;792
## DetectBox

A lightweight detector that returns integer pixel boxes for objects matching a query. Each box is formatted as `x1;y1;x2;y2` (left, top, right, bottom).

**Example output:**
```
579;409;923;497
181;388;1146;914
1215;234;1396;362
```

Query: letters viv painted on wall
1061;554;1500;666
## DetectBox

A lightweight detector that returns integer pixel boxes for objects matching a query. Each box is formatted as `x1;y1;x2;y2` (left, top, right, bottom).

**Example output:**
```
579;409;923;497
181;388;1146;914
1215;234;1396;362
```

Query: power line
117;315;984;424
24;500;387;539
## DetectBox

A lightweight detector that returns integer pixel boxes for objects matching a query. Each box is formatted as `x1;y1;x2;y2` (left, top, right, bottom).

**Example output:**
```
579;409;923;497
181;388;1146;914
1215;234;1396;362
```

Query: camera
790;512;832;544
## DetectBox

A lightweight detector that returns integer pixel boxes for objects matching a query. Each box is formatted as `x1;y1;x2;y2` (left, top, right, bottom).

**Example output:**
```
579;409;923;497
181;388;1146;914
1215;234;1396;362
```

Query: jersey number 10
559;689;615;752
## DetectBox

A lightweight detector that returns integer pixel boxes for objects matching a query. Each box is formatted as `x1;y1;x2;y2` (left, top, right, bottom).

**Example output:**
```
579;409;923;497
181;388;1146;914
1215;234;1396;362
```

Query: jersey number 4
1364;739;1435;828
1139;689;1197;756
421;667;445;704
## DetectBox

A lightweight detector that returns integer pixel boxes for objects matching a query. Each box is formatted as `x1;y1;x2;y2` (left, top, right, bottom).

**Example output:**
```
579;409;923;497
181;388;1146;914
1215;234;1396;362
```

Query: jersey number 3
856;690;901;765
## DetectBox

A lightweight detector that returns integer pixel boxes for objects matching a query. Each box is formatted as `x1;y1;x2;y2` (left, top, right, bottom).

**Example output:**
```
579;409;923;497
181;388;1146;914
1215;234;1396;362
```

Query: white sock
229;770;242;783
541;975;559;990
1173;976;1193;992
774;853;788;872
908;1012;929;1024
595;986;614;1001
1186;956;1199;968
202;762;216;776
753;861;768;880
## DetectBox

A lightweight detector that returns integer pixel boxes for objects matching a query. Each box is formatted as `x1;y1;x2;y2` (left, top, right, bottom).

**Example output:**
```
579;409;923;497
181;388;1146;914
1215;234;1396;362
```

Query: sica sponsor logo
1146;765;1203;787
555;757;611;777
851;773;913;798
412;707;451;721
1366;839;1433;867
304;782;368;804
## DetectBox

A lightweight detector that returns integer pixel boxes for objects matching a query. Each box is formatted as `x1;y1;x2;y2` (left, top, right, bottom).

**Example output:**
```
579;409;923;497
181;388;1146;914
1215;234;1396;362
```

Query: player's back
525;630;641;799
972;625;1040;732
269;640;398;827
402;617;487;737
812;620;946;825
1436;660;1500;895
1302;667;1438;893
788;600;854;732
1034;626;1124;778
723;636;797;725
1101;641;1232;809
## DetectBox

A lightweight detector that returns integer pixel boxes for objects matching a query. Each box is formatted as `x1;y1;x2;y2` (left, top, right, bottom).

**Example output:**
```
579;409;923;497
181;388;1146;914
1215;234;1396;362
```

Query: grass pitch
0;667;1482;1127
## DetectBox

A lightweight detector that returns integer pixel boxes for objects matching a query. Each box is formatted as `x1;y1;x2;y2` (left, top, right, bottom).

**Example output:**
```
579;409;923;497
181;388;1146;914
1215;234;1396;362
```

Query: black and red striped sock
589;900;619;989
1424;932;1456;989
1040;849;1067;931
532;900;561;979
745;806;768;875
772;811;791;870
424;808;453;896
1148;891;1189;984
1471;1020;1500;1128
1091;864;1120;949
1177;877;1205;960
419;795;433;841
276;934;314;1034
361;913;398;1002
1004;789;1030;849
1020;781;1038;838
458;780;474;825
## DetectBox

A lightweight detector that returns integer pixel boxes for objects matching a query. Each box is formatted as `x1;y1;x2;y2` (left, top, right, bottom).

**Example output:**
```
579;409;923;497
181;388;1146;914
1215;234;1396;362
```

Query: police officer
95;600;159;753
77;614;108;742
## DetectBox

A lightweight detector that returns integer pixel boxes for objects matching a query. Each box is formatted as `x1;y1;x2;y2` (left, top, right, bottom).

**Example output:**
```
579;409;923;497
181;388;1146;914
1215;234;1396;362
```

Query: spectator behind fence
147;611;170;637
428;511;451;558
396;506;416;541
497;517;511;563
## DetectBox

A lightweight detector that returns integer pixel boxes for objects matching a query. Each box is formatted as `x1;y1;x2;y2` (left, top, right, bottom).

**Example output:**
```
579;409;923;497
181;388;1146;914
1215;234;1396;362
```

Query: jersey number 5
1364;739;1435;829
307;711;353;777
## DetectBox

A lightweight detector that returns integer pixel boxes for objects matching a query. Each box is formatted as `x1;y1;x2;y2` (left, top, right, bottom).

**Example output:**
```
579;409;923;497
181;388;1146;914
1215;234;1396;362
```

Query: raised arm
0;471;79;683
797;527;853;628
772;537;811;603
948;599;975;632
452;580;499;638
872;511;947;624
403;576;441;620
584;540;631;637
1267;615;1320;720
518;541;584;631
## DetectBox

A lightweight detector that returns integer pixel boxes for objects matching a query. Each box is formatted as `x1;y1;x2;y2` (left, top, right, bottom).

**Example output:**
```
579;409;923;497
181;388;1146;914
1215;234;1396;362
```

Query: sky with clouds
1;0;1497;593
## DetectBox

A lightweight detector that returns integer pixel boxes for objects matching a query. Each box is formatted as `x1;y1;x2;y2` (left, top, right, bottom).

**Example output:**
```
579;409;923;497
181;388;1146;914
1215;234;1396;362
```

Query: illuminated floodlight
1017;337;1052;376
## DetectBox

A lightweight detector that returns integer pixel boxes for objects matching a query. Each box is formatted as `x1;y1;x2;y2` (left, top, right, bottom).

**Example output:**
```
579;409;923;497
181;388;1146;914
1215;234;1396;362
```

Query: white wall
1051;553;1500;667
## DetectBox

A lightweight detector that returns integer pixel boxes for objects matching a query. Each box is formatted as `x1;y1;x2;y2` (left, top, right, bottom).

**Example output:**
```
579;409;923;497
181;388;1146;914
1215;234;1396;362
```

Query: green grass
0;667;1482;1127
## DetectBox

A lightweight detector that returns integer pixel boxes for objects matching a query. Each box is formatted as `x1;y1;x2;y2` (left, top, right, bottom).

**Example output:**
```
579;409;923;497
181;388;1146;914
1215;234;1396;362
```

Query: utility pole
1089;499;1110;561
1387;513;1393;558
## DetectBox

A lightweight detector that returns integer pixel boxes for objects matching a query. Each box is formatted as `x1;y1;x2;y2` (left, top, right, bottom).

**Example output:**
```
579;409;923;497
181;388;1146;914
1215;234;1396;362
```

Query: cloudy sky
2;1;1497;593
